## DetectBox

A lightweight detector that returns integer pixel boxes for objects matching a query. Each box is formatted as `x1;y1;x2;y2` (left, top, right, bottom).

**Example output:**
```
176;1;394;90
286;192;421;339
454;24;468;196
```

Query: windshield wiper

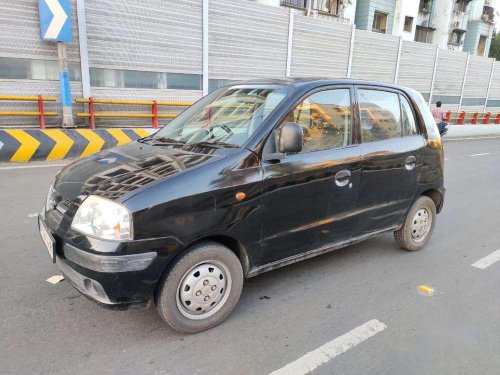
151;136;186;145
191;140;240;149
137;134;155;143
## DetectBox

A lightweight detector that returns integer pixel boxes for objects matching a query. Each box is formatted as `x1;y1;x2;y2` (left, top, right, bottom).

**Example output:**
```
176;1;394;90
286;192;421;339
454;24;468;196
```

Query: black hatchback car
39;79;444;333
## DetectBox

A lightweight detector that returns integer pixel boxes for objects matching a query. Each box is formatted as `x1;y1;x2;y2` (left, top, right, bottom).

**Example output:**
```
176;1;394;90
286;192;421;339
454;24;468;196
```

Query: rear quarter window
358;89;402;143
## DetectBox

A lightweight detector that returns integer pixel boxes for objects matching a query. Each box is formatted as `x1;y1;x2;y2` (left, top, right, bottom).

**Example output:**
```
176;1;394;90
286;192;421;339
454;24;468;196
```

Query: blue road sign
39;0;72;42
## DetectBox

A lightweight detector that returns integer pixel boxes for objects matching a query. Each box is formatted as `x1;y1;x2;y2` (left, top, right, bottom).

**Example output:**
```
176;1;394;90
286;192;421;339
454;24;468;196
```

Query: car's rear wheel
156;242;243;333
394;196;436;251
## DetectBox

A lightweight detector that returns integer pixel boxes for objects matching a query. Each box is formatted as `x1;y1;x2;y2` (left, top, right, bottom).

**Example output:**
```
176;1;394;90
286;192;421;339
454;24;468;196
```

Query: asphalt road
1;137;500;375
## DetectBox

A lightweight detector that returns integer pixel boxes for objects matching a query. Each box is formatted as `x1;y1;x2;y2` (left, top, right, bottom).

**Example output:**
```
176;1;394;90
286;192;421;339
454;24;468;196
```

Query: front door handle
405;155;417;171
334;170;351;187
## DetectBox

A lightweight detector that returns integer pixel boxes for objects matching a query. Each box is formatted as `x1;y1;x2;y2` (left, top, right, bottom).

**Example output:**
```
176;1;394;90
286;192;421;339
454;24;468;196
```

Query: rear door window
358;89;402;143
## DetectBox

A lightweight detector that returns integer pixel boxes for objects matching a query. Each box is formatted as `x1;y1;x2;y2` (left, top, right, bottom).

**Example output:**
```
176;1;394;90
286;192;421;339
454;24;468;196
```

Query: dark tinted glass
359;89;402;142
400;95;418;136
282;89;352;153
167;73;201;90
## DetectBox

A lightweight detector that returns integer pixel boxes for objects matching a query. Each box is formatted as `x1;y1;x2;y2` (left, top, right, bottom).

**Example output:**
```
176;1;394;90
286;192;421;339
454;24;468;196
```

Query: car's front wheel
394;196;436;251
156;242;243;333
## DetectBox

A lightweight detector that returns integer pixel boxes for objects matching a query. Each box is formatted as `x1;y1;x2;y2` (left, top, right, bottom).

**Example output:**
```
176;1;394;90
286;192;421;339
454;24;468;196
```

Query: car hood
54;141;231;202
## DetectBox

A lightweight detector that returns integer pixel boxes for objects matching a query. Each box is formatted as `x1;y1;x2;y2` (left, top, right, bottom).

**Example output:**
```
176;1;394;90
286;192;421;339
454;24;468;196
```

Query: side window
400;95;418;136
358;89;402;143
281;89;352;153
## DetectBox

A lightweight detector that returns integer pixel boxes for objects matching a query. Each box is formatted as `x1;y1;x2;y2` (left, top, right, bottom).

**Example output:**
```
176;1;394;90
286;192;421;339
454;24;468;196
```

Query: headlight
45;184;55;211
71;195;133;241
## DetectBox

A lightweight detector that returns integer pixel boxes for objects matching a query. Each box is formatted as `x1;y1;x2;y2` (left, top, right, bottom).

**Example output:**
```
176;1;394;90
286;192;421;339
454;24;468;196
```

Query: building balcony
451;10;468;31
481;5;495;24
280;0;341;17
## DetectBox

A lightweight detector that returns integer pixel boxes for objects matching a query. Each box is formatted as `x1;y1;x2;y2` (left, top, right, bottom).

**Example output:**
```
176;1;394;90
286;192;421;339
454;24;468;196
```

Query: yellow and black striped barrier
0;128;155;162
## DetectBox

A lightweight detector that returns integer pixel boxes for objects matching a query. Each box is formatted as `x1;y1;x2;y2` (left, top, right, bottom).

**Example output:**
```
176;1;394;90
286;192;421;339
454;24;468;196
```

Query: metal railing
74;98;192;129
444;111;500;125
0;95;57;129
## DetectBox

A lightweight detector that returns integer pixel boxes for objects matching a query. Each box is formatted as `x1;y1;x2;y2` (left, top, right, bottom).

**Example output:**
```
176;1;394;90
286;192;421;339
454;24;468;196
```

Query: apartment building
252;1;494;57
348;0;495;55
463;0;495;56
251;0;358;24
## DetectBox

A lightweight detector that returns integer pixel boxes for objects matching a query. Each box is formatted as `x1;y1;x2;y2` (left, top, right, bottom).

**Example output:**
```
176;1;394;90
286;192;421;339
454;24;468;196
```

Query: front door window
280;88;352;153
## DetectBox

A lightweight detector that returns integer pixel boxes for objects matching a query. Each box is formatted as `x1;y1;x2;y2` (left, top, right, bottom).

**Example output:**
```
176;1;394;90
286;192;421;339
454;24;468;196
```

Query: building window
449;29;466;46
89;68;202;90
477;35;488;57
482;5;495;24
209;79;239;93
167;73;201;90
0;57;80;81
404;16;413;32
455;0;468;12
279;0;307;9
123;70;161;89
415;25;434;43
317;0;340;16
419;0;432;13
372;11;388;34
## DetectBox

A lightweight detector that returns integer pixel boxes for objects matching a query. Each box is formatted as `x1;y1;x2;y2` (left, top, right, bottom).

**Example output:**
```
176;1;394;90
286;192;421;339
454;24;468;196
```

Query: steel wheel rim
411;208;432;243
176;260;232;320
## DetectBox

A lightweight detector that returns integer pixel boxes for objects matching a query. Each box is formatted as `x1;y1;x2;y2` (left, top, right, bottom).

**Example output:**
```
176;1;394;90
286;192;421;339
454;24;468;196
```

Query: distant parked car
39;79;445;333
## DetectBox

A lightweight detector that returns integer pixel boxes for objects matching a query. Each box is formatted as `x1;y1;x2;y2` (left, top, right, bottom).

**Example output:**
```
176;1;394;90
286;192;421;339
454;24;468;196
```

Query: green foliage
489;33;500;61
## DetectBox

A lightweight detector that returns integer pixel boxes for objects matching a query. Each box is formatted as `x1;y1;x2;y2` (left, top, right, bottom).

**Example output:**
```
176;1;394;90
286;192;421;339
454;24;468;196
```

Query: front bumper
39;214;184;307
56;255;114;305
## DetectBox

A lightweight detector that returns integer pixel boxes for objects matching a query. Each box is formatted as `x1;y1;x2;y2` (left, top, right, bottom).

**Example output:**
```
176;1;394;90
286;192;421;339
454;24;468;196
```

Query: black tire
156;242;243;333
394;196;436;251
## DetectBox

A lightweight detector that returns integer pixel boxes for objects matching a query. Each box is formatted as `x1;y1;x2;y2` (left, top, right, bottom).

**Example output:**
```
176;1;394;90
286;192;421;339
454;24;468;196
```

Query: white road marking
28;213;38;218
0;163;66;171
46;275;65;284
469;153;491;157
269;319;387;375
445;135;500;141
472;249;500;270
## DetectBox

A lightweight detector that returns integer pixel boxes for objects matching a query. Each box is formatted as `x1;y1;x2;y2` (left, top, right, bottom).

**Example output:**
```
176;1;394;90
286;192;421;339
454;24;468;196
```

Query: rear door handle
334;169;351;187
405;155;417;171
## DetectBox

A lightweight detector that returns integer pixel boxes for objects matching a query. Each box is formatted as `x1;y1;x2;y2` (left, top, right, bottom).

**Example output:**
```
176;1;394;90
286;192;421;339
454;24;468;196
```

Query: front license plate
39;215;56;264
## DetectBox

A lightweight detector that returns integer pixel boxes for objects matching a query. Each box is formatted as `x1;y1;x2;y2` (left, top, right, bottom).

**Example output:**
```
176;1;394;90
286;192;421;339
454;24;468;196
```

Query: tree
489;32;500;61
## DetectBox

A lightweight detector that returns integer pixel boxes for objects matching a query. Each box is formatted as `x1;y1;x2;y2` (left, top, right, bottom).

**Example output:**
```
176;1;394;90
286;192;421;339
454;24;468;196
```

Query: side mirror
278;122;303;154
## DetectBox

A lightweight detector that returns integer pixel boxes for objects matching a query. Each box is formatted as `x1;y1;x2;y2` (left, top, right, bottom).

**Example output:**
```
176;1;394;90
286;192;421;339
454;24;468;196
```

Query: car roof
227;77;420;101
230;77;404;89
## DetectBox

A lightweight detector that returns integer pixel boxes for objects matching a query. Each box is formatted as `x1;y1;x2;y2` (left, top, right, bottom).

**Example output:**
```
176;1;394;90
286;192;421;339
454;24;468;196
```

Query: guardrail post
444;111;451;123
471;112;478;125
38;95;46;129
457;111;466;125
152;100;159;128
483;112;491;125
89;97;96;129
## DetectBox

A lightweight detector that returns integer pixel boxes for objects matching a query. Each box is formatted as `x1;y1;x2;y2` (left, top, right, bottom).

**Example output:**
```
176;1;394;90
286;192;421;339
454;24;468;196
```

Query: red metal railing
0;95;57;129
75;98;192;129
444;111;500;125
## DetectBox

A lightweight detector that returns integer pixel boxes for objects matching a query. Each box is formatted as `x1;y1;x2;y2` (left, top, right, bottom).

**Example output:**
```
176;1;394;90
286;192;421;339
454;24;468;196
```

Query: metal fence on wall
0;0;499;127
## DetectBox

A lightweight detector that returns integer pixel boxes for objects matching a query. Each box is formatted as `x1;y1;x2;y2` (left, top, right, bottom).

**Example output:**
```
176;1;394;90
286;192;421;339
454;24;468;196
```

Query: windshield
152;86;289;147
